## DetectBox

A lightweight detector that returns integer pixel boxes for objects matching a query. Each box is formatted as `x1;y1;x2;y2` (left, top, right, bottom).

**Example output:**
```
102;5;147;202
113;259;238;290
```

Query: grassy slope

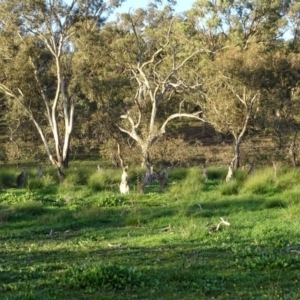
0;165;300;299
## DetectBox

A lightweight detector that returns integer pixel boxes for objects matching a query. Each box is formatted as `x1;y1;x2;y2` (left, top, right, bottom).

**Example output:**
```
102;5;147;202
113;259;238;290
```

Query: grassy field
1;164;300;299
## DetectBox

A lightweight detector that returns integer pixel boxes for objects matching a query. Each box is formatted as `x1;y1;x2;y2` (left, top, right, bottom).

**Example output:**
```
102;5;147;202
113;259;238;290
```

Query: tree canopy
0;0;300;168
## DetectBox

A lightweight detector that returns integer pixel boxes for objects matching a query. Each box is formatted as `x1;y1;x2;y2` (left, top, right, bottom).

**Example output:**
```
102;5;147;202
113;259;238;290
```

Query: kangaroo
247;162;255;176
57;167;66;183
139;162;159;194
158;167;169;192
202;162;208;181
37;166;43;179
120;166;129;194
16;167;27;188
226;164;233;182
117;142;129;194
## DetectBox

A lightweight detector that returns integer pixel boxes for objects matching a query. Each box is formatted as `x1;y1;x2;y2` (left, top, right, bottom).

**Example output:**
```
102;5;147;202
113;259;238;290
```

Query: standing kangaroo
117;143;129;194
120;166;130;194
158;167;169;192
16;167;27;188
57;167;66;183
37;166;43;179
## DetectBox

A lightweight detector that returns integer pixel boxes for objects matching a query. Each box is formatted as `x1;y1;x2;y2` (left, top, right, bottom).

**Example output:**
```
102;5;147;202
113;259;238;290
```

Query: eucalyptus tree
99;2;207;165
0;0;124;168
204;45;263;169
185;0;297;168
187;0;292;49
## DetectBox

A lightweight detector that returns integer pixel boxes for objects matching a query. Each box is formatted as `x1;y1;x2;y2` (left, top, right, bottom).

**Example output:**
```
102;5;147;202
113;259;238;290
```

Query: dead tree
57;167;66;183
117;143;129;194
16;167;26;188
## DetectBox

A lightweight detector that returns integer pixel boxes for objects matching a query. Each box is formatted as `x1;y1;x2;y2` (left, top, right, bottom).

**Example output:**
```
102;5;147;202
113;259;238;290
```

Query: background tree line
0;0;300;169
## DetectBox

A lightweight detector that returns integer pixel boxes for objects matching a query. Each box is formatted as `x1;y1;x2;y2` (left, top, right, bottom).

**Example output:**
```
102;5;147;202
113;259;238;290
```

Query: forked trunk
141;144;151;167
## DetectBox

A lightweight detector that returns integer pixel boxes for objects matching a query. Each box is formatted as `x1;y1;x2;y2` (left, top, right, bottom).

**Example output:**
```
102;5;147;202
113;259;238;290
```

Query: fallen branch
216;217;231;231
108;243;123;248
157;224;172;232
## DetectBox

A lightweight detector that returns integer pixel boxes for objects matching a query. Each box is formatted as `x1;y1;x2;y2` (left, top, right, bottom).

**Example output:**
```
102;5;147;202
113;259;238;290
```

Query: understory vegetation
1;164;300;299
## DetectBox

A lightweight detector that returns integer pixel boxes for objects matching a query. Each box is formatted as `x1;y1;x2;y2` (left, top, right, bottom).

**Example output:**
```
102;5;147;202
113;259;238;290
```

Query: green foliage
1;165;300;299
0;169;16;188
207;167;227;180
169;167;205;196
241;168;279;195
124;211;142;227
62;263;147;291
218;179;239;195
11;201;45;216
27;178;44;190
87;170;119;192
96;193;128;207
264;198;287;209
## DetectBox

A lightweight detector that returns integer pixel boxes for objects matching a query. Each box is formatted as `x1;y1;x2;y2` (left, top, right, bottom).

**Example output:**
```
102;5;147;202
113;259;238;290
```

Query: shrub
169;167;204;196
88;170;120;192
28;178;44;190
207;167;227;180
219;179;239;195
264;199;287;209
12;201;45;216
63;171;81;186
276;168;300;191
42;173;56;186
0;170;16;188
62;263;147;290
241;168;278;195
96;194;127;207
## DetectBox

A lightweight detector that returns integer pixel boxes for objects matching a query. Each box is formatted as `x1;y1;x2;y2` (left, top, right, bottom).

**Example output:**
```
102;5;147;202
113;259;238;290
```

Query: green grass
1;164;300;299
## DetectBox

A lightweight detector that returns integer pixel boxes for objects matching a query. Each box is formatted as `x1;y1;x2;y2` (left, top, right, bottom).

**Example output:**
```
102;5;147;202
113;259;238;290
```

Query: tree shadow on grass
1;235;300;299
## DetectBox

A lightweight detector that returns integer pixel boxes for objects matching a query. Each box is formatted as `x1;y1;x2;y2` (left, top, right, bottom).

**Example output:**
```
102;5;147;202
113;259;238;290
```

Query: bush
219;179;239;195
87;170;120;192
169;167;204;196
241;168;278;195
96;193;127;207
28;178;44;190
207;167;227;180
12;201;45;216
0;170;16;188
264;199;287;209
62;263;147;290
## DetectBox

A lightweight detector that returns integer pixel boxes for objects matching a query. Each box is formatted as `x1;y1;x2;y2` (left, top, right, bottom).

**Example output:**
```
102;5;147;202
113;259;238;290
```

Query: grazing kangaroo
117;143;129;194
57;167;66;183
16;167;26;188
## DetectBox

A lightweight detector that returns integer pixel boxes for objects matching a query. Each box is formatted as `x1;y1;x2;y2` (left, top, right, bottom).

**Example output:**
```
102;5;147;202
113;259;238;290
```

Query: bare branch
160;112;204;134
